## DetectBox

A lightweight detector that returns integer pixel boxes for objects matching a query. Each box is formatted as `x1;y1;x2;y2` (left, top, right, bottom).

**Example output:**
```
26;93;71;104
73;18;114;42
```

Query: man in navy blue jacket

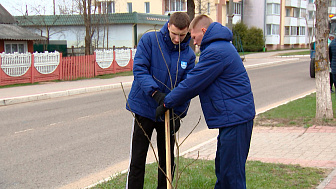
126;12;195;189
156;15;255;189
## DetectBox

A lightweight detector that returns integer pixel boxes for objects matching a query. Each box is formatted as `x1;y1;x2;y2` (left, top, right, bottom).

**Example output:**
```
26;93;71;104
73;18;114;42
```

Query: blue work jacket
164;22;255;128
126;22;196;121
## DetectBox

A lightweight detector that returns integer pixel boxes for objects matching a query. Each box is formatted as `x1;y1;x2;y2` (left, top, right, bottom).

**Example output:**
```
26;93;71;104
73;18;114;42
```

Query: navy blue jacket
126;22;196;121
329;39;336;74
164;22;255;128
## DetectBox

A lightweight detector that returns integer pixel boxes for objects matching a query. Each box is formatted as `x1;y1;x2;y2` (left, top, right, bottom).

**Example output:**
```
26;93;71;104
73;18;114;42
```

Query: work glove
152;91;166;105
155;104;168;120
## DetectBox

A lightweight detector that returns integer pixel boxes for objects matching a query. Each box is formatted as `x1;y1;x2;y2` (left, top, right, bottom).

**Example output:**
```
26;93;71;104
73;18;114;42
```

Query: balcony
265;35;280;45
266;15;280;25
285;0;298;7
284;36;306;44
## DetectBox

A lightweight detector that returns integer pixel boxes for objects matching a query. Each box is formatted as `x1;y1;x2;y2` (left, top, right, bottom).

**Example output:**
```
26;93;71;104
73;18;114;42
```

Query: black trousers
126;114;176;189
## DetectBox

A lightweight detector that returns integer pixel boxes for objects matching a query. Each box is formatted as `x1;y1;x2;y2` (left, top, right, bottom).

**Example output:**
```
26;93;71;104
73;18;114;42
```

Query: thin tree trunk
315;0;333;119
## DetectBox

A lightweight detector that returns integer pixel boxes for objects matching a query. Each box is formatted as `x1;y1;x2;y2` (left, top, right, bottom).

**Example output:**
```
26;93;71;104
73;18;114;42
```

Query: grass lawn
276;50;310;56
93;157;328;189
256;93;336;127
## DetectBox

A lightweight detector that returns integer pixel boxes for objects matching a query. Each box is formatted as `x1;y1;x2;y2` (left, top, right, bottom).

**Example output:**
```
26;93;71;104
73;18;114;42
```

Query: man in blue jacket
126;12;195;189
156;15;255;189
330;38;336;96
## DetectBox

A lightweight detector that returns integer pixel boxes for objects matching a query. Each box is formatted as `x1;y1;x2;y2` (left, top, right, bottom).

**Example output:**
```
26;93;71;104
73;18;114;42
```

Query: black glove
155;104;168;120
152;91;166;105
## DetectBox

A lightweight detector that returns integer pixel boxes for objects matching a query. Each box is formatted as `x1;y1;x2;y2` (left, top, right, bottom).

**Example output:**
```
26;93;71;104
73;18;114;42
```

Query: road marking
14;128;33;134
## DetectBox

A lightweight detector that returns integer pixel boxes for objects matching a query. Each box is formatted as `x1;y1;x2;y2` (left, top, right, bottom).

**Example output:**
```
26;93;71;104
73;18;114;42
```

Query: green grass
256;93;336;127
277;50;310;56
92;157;328;189
95;71;133;79
0;82;40;89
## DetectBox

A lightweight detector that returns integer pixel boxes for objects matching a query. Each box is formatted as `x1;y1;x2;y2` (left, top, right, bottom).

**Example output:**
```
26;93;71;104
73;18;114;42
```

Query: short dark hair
169;12;191;30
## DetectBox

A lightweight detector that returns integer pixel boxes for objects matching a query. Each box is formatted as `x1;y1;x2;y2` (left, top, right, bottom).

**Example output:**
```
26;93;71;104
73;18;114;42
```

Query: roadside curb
0;82;133;106
317;168;336;189
245;58;300;69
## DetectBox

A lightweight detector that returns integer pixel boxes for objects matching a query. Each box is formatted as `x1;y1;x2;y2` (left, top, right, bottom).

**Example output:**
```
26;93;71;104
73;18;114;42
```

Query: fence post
59;53;63;80
94;52;97;77
0;54;2;86
113;50;116;73
31;53;34;84
130;49;133;71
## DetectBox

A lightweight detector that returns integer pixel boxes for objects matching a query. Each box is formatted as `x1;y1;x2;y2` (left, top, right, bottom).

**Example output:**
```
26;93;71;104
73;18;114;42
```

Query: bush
232;22;265;52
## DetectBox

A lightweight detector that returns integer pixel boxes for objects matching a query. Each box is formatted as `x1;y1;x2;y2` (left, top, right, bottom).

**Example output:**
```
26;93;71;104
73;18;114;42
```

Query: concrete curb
0;82;133;106
317;168;336;189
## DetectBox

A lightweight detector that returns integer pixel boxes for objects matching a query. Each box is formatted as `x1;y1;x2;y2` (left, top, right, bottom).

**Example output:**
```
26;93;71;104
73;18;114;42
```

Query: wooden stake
165;110;172;189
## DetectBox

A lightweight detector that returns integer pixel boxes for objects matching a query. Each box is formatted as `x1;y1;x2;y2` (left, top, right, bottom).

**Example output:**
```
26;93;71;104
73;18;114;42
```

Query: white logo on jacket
181;61;187;69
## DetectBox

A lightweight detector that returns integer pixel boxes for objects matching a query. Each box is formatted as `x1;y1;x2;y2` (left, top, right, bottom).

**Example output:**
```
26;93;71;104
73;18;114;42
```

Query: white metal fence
95;48;136;68
1;52;31;77
34;51;60;74
1;49;136;77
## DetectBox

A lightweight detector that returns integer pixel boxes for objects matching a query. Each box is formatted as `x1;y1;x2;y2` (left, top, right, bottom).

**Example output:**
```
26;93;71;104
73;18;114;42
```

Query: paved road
0;57;316;189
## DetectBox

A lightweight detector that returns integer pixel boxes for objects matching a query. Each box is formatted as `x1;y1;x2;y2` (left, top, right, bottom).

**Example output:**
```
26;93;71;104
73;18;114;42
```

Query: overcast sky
1;0;66;16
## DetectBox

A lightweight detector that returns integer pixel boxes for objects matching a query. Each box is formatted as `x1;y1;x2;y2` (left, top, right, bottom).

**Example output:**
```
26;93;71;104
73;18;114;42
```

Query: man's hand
152;91;166;105
155;104;168;120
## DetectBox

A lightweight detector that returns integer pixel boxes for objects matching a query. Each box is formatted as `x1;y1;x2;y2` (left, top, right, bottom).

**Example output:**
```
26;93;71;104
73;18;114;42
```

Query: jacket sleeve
164;49;224;108
133;34;159;96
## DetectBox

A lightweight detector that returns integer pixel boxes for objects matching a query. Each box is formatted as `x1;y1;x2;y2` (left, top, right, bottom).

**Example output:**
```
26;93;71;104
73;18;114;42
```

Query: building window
127;3;132;13
4;42;26;54
165;0;186;12
207;2;210;15
293;8;300;18
145;2;150;13
285;26;290;35
267;3;280;15
330;0;336;7
291;26;297;35
301;9;306;18
299;26;305;35
309;0;314;3
285;8;291;17
308;11;314;20
266;24;279;35
234;2;241;15
101;1;115;14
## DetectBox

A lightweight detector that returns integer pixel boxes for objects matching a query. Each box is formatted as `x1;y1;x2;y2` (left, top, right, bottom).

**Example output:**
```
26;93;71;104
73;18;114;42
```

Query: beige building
92;0;243;26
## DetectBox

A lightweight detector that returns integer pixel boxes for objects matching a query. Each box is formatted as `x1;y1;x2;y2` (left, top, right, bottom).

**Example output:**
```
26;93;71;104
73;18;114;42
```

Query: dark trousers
330;72;334;91
333;73;336;93
126;114;175;189
214;120;254;189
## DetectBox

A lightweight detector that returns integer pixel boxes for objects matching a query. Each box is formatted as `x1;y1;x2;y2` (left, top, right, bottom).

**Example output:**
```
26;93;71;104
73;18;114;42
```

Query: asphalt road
0;58;316;189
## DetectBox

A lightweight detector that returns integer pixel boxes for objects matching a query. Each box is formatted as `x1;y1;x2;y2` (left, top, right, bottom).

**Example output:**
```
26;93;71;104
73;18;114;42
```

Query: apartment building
244;0;336;50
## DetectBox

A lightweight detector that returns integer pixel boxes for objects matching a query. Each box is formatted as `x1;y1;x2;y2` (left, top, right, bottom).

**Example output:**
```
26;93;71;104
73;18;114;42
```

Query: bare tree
315;0;333;119
187;0;195;20
227;0;234;30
